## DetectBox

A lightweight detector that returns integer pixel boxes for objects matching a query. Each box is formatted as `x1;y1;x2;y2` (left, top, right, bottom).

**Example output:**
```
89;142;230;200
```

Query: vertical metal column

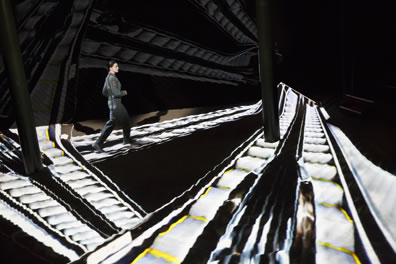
0;0;43;174
256;0;280;142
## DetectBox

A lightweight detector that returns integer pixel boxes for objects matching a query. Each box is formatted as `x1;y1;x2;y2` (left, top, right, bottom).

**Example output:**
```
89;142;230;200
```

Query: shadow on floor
137;110;168;126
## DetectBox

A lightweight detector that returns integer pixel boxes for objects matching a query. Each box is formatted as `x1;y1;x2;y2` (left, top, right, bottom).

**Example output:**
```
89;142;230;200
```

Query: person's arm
108;75;127;97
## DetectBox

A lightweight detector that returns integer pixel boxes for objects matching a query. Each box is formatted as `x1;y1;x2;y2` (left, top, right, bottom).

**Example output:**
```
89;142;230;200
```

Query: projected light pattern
115;90;298;263
81;7;251;87
78;87;296;263
329;125;396;253
0;0;63;114
1;84;395;262
189;0;255;44
28;0;95;125
0;0;259;128
80;40;244;84
221;0;258;38
128;135;279;264
0;197;80;261
72;101;262;163
279;88;298;138
208;90;298;263
88;10;249;67
0;169;104;260
33;127;145;231
302;105;358;263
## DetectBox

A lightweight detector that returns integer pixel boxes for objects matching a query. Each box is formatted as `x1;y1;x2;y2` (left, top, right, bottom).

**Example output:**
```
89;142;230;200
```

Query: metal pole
256;0;280;142
0;0;43;174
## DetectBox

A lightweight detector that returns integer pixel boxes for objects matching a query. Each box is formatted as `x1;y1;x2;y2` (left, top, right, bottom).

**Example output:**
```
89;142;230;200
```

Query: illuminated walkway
0;84;395;263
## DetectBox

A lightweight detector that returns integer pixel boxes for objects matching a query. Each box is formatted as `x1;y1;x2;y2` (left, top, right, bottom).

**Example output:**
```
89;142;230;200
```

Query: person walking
92;60;132;152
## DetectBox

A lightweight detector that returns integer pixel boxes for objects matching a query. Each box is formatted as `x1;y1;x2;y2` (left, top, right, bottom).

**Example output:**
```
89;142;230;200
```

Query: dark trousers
96;97;130;144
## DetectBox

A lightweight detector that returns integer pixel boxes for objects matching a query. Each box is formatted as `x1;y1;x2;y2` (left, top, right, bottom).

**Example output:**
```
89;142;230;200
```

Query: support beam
256;0;280;142
0;0;43;174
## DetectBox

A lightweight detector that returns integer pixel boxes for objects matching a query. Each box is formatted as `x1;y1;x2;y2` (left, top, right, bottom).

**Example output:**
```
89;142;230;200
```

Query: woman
92;60;131;152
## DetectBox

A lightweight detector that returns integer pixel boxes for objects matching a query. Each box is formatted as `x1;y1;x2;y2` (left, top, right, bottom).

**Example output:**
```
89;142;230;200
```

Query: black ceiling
1;0;396;128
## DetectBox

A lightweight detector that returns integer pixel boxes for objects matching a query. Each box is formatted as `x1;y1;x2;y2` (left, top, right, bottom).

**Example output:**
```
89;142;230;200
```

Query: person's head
108;60;119;73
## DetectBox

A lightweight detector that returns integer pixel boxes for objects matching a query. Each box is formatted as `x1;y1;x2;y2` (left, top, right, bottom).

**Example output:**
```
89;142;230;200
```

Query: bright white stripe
87;231;133;264
54;124;145;220
318;117;380;263
126;129;265;257
0;199;79;261
329;124;396;256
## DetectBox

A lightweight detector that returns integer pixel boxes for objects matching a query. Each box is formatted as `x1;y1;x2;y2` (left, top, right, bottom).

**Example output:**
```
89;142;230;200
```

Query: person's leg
96;119;115;145
120;104;131;144
93;100;116;151
92;119;115;152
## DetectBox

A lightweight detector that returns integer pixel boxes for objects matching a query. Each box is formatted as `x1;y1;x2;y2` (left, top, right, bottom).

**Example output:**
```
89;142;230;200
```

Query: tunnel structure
0;1;396;263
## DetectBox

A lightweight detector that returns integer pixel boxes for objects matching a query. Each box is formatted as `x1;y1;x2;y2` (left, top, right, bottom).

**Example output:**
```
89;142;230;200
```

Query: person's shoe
92;142;104;152
123;138;132;145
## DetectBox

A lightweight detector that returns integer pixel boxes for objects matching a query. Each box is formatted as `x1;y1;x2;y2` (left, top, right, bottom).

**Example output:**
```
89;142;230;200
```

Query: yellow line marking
305;161;329;166
131;248;180;264
224;169;234;174
249;155;266;160
159;215;207;237
131;248;150;264
148;248;180;263
158;215;188;237
201;186;230;197
190;215;207;222
319;202;353;223
312;177;344;191
45;130;50;140
200;187;212;198
237;168;250;172
318;241;361;264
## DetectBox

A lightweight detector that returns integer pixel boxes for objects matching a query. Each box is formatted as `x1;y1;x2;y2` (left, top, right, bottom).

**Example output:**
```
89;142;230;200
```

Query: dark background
1;2;396;263
1;0;395;125
0;0;396;172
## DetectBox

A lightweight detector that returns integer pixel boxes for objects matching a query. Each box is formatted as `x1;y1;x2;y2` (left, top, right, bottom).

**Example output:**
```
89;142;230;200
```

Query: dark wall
343;2;396;103
3;0;395;127
73;0;261;122
270;1;396;104
76;69;260;122
274;0;342;100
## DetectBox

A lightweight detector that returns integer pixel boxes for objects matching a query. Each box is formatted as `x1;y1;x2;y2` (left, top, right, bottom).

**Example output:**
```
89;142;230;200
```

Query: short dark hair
108;60;118;70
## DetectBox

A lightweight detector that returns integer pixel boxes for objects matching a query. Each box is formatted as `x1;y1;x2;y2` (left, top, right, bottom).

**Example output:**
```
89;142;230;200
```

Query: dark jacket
103;72;126;98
